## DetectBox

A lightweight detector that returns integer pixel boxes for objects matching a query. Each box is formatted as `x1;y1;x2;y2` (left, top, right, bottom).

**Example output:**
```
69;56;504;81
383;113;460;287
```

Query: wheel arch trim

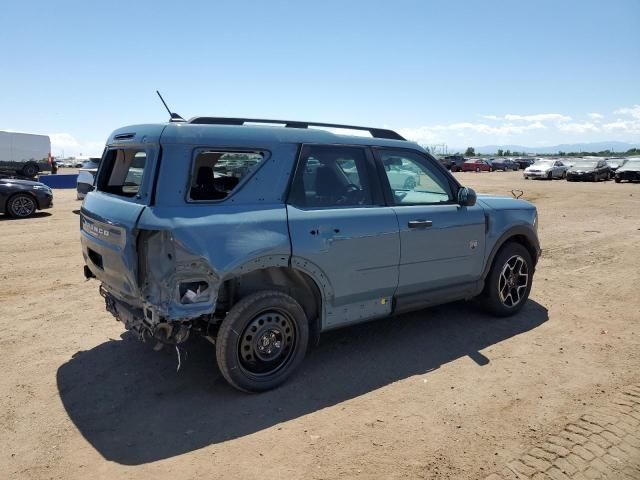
482;225;540;279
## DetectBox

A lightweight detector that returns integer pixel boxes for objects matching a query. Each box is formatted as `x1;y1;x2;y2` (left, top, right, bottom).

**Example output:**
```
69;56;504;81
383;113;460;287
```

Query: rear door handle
408;220;433;229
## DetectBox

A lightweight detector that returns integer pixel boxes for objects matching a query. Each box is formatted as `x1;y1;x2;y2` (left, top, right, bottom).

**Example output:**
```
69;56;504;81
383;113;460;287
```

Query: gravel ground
0;171;639;479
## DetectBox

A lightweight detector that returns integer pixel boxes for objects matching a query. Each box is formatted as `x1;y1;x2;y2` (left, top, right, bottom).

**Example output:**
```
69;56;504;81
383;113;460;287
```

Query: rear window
96;149;146;197
189;150;265;201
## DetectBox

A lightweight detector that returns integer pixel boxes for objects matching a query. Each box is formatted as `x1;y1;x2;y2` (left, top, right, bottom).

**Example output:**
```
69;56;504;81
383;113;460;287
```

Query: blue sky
1;0;639;155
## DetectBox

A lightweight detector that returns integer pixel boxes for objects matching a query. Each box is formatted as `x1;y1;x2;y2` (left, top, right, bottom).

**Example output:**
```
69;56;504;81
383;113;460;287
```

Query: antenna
156;90;185;122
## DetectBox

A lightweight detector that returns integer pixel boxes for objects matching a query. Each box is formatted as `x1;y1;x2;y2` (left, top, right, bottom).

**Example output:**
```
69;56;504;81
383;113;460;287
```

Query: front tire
477;242;533;317
215;291;309;392
7;193;37;218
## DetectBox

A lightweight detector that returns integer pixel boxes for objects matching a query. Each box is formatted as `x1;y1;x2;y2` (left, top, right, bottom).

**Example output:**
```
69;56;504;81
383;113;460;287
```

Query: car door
597;160;607;179
373;148;486;304
286;144;400;329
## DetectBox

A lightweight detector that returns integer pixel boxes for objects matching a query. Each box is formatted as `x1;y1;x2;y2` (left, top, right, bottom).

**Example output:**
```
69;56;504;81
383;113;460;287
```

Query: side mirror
458;187;477;207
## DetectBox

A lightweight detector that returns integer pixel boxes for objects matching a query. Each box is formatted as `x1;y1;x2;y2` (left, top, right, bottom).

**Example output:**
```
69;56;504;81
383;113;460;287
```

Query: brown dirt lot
1;171;639;479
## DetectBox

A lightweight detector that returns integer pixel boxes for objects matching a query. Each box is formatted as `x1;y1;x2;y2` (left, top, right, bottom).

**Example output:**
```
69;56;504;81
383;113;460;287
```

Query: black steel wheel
7;193;37;218
477;242;533;316
21;162;38;177
216;290;309;392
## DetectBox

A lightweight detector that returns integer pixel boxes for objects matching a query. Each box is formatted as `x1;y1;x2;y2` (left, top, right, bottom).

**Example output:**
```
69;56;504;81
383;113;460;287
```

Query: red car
462;159;493;172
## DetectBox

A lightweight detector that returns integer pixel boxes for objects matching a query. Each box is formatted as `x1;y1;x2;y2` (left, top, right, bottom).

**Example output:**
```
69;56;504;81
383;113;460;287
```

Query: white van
0;131;51;177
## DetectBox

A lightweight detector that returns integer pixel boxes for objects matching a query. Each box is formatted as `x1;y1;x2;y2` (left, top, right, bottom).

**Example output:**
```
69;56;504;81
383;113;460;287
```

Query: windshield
533;161;553;168
623;160;640;168
572;161;597;168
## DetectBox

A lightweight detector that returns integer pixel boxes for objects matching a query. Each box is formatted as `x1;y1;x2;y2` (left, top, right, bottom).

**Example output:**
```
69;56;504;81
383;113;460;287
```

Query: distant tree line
457;147;640;157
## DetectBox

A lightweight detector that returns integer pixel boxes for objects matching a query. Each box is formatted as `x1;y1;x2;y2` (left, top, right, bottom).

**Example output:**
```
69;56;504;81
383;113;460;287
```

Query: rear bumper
99;286;191;345
523;171;547;178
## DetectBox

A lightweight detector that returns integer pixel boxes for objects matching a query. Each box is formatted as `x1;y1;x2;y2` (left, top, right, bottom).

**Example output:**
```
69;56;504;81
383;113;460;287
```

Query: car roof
106;122;424;151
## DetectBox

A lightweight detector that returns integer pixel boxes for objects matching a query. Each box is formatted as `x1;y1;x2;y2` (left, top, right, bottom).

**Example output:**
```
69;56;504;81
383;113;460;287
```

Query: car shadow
0;211;52;221
56;300;548;465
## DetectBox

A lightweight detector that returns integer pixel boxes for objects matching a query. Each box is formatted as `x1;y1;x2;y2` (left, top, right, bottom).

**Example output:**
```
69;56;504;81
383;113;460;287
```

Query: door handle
408;220;433;229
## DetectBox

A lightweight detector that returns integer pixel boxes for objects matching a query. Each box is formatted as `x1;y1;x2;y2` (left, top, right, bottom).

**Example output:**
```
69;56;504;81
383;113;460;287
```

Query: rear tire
477;242;533;317
21;162;38;178
7;193;37;218
615;177;621;183
215;290;309;392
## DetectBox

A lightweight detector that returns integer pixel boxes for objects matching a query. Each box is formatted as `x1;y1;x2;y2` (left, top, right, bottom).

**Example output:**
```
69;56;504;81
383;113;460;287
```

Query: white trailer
0;131;51;177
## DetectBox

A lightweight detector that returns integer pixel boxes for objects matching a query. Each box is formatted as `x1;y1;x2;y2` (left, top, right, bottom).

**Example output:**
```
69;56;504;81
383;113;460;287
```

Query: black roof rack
187;117;406;141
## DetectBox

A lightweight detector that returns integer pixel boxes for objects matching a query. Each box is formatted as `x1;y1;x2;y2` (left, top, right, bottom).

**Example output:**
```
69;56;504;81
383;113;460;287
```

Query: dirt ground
1;171;639;479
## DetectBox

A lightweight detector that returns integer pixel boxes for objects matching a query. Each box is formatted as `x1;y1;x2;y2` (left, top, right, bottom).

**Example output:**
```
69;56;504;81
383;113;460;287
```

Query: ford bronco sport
81;117;540;392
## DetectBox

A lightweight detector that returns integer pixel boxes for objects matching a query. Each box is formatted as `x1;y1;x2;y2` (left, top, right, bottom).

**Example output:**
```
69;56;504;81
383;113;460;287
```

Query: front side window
96;149;146;197
288;145;373;208
378;150;453;205
189;151;265;201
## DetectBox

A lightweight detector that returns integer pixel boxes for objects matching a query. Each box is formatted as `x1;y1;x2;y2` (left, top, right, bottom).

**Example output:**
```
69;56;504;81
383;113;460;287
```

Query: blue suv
81;117;540;392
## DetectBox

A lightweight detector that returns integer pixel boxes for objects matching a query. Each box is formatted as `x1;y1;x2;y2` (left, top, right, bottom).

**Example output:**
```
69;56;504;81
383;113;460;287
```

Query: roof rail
187;117;406;141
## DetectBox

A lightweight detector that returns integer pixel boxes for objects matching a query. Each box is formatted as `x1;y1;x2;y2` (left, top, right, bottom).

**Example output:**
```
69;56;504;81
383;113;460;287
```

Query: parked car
490;158;519;171
462;159;493;172
605;158;627;177
439;154;466;172
0;176;53;218
514;157;534;169
523;159;568;179
77;168;97;200
77;157;101;200
382;157;421;189
566;159;610;182
614;159;640;183
81;117;540;392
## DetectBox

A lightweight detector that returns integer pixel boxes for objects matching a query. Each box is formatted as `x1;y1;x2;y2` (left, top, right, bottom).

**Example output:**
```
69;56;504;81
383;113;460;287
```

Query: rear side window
288;145;374;208
189;151;265;201
96;149;146;197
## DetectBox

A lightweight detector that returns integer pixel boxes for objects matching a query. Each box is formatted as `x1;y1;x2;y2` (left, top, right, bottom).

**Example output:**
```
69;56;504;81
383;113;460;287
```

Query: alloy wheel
10;195;36;217
498;255;529;308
